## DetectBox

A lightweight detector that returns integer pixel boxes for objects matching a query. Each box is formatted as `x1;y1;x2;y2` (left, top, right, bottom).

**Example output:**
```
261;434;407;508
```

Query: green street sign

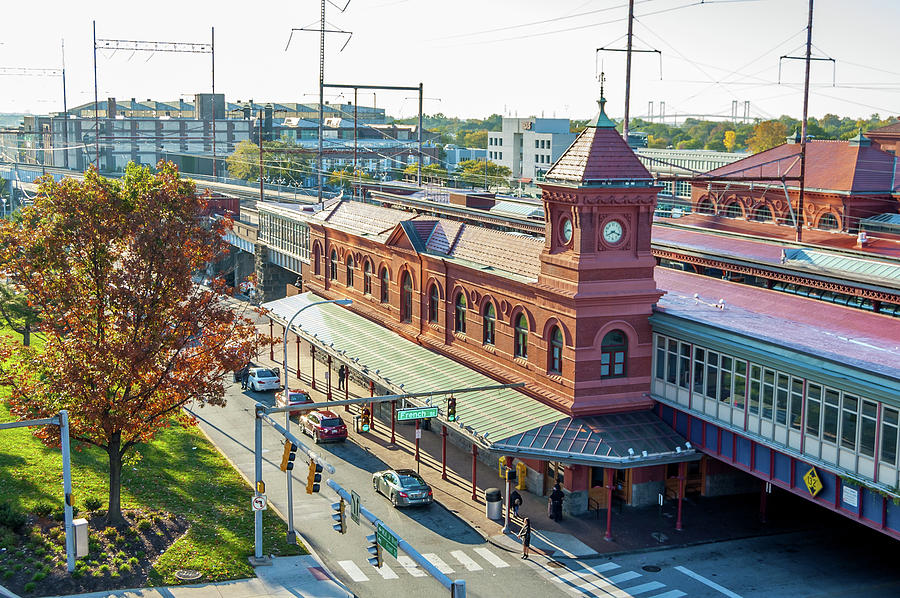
376;523;398;558
396;407;439;422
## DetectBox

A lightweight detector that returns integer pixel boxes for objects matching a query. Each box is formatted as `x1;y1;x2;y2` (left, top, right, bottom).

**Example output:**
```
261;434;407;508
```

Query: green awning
262;292;567;443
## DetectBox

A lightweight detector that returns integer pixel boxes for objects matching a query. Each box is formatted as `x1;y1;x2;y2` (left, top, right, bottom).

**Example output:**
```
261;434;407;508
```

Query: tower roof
543;94;652;185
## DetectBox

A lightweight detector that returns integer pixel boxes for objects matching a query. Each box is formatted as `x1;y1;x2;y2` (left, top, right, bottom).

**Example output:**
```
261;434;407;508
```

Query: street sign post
396;407;439;421
376;523;398;558
350;490;361;525
252;495;268;511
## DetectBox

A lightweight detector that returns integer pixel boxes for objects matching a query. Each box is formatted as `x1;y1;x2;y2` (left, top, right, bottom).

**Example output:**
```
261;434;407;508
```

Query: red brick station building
254;101;900;540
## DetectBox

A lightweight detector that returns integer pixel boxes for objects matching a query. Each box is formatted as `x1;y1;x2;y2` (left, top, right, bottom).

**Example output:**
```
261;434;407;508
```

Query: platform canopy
263;292;695;467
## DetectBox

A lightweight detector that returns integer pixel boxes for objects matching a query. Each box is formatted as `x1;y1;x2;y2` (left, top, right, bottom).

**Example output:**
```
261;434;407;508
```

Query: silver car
247;367;281;392
372;469;433;507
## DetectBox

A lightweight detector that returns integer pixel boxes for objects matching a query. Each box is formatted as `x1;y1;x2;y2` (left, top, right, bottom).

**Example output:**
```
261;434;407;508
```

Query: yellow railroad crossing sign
804;467;823;497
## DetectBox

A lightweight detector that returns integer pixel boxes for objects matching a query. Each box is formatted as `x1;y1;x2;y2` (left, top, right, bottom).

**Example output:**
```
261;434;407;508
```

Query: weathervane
599;71;606;99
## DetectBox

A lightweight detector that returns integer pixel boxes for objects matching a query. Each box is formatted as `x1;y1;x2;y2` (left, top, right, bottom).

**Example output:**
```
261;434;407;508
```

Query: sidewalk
256;326;822;560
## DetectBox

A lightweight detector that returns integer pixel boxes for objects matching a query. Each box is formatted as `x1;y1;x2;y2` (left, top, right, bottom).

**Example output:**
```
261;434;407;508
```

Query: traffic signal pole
327;479;466;598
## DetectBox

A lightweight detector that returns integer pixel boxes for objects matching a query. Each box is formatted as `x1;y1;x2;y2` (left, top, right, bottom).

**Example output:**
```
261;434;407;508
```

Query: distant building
866;121;900;155
443;144;486;172
487;118;576;182
636;148;744;205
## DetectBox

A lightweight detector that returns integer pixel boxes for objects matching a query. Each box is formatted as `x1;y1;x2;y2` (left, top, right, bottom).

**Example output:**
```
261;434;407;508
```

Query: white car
247;367;282;392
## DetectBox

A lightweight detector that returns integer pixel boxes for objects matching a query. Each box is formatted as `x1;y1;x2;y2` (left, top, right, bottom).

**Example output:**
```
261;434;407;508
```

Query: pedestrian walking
549;483;565;522
241;366;250;390
338;364;347;390
517;518;532;559
509;489;523;518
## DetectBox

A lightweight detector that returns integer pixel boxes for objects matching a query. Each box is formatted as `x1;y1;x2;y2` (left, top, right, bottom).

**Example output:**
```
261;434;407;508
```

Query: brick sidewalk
254;323;822;556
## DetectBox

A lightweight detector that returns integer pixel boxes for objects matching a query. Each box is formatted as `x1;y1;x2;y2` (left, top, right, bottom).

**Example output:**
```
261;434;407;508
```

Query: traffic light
366;533;383;568
447;396;457;422
360;407;371;433
280;441;297;472
331;499;346;534
305;461;323;494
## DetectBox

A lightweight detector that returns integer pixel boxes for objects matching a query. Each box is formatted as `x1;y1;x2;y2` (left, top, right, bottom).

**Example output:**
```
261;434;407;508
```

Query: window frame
483;302;495;345
549;326;563;374
513;313;528;359
454;292;467;334
400;271;413;323
379;267;390;303
600;330;627;379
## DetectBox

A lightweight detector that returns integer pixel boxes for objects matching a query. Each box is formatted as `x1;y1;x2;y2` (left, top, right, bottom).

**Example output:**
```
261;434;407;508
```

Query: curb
191;411;356;598
0;583;22;598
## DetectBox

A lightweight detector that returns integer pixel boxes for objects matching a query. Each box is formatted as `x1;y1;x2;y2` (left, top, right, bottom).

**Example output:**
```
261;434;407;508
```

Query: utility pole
259;112;264;204
318;0;326;204
61;40;68;169
211;26;216;179
796;0;814;244
622;0;635;142
92;21;99;170
417;82;423;187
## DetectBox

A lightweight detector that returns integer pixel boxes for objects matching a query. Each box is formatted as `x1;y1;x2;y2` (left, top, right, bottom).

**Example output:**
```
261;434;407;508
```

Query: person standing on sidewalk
509;489;522;518
549;483;565;522
517;518;532;559
241;366;250;390
338;364;347;390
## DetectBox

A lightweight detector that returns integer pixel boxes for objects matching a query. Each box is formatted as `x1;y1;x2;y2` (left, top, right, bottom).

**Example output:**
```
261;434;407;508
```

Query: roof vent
786;129;801;144
848;129;871;147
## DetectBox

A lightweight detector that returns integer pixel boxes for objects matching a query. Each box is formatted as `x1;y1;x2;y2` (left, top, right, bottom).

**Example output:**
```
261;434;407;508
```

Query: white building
443;144;486;171
487;118;575;181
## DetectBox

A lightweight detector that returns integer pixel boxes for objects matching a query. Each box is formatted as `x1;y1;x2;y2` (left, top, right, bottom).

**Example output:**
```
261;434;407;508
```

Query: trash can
485;488;502;520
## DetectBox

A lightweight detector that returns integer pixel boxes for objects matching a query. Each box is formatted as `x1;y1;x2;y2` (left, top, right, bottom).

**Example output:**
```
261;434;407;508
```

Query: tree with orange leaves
0;162;262;525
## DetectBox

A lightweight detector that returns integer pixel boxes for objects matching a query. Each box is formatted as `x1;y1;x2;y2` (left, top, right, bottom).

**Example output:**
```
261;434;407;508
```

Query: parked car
276;388;313;416
299;409;347;443
372;469;433;507
247;367;281;392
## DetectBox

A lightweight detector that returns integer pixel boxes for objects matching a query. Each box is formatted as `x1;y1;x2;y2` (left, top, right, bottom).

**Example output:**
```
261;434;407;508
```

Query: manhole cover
175;569;202;581
642;565;662;573
651;532;669;543
547;560;567;568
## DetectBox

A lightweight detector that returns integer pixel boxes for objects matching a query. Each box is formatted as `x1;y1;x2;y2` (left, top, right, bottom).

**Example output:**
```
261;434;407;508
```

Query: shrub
33;502;53;518
98;552;108;561
31;571;46;582
91;569;104;577
71;570;83;579
24;582;36;593
103;527;118;539
127;557;139;566
98;564;110;573
116;550;127;559
136;550;145;559
13;563;23;572
0;502;27;531
33;547;46;557
118;563;131;574
151;515;163;525
2;571;13;580
112;557;122;567
84;497;103;513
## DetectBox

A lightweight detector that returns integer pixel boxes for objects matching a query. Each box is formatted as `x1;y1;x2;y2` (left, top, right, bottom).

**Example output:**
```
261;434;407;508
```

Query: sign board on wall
803;468;823;497
842;485;859;508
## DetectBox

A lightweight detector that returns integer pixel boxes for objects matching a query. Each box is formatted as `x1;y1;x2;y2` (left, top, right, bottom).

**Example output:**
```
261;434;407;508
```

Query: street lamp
282;297;352;544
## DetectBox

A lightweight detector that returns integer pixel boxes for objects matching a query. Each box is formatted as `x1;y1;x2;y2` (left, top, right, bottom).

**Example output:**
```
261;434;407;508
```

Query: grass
0;327;305;586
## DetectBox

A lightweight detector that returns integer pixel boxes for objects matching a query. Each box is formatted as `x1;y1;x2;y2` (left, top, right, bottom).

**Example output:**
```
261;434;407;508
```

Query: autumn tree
456;159;511;187
226;139;259;180
0;162;263;525
747;120;788;153
0;283;40;346
723;131;737;153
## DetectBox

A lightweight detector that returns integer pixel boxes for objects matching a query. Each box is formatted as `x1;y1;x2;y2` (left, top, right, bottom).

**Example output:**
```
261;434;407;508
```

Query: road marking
644;591;686;598
473;547;509;568
337;560;369;582
557;561;620;582
451;550;483;571
606;571;642;584
674;566;743;598
423;553;455;574
373;563;399;580
625;581;666;595
397;555;427;577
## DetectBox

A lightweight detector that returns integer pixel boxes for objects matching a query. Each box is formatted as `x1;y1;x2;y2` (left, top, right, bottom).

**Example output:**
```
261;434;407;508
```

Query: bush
84;497;103;513
24;582;36;593
103;527;118;539
0;502;26;531
98;552;108;561
2;571;13;580
98;564;110;573
33;546;46;557
151;515;163;525
127;557;139;566
118;563;131;574
116;550;127;559
71;569;83;579
13;563;23;572
33;502;53;518
31;571;46;582
51;507;79;521
136;520;152;531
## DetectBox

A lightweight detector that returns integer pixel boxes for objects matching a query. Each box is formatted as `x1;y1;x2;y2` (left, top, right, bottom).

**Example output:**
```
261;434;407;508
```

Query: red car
300;410;348;443
276;388;313;417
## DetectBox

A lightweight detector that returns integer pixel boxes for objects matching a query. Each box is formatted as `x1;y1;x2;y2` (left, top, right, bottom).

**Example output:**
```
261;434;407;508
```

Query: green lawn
0;328;304;585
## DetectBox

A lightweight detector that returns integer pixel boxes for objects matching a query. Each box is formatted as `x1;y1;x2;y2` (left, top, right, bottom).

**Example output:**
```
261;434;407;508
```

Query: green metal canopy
262;292;567;444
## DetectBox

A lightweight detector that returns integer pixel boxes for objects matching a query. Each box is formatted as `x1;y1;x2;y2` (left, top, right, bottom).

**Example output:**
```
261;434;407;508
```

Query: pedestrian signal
366;533;383;568
360;407;371;433
280;441;297;472
331;499;347;534
306;461;323;494
447;396;457;421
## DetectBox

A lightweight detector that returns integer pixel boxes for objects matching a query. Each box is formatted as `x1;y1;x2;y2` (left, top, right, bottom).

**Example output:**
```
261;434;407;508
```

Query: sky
1;0;898;123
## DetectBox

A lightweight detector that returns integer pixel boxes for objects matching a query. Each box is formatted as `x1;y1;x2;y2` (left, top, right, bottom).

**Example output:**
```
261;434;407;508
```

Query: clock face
560;216;573;244
602;220;624;244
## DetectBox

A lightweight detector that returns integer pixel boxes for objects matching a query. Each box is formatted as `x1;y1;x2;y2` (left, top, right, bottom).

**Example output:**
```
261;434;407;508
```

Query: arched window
313;244;321;276
549;326;564;374
363;260;373;295
400;272;413;323
379;267;389;303
428;284;439;323
329;249;338;281
751;205;773;222
817;213;839;231
483;303;495;345
696;198;715;215
346;256;354;288
600;330;628;379
454;292;467;334
514;313;528;359
723;203;742;219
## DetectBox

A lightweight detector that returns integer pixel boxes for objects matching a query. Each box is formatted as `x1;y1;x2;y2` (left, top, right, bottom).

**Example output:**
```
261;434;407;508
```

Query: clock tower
537;87;663;415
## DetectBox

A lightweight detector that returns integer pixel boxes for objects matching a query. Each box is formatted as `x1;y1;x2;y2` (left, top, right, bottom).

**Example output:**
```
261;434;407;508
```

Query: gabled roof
544;97;652;185
704;140;900;194
867;121;900;136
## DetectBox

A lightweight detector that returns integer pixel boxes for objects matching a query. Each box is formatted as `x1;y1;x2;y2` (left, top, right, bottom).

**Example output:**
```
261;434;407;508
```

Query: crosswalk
336;546;510;582
531;557;687;598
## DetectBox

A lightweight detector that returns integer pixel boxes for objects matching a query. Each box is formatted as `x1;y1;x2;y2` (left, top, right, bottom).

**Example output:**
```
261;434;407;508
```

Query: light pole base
248;555;273;567
286;530;297;544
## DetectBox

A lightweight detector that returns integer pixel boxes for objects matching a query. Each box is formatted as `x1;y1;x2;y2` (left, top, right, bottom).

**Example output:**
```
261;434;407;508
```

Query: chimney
107;97;117;119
